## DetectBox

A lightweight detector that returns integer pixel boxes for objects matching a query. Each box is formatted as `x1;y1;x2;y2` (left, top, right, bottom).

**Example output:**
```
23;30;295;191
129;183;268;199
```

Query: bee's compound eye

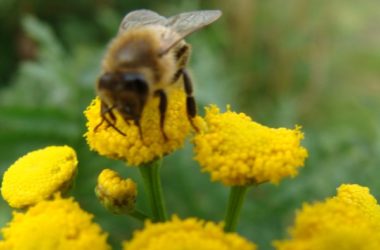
121;73;148;94
98;73;116;88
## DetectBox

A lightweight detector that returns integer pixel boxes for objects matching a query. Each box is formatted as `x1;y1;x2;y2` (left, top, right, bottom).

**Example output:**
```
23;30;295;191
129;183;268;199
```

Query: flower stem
224;185;249;232
139;159;167;222
129;209;150;222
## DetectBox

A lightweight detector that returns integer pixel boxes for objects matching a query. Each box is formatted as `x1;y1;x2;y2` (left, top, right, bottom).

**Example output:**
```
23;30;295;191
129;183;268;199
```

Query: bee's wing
118;9;167;34
165;10;221;38
159;10;222;55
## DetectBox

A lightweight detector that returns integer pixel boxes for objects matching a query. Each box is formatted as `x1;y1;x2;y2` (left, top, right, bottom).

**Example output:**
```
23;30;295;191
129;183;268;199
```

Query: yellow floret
274;184;380;250
193;105;308;186
0;194;111;250
95;168;137;214
123;216;257;250
84;87;199;166
1;145;78;208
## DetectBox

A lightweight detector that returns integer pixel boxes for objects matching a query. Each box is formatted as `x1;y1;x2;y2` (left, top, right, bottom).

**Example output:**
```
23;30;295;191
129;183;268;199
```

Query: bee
95;9;222;140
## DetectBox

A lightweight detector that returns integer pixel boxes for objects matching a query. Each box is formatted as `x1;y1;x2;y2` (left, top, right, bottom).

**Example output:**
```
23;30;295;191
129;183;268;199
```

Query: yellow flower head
1;145;78;208
274;184;380;250
95;168;137;214
193;105;308;186
0;194;110;250
84;87;197;166
123;216;257;250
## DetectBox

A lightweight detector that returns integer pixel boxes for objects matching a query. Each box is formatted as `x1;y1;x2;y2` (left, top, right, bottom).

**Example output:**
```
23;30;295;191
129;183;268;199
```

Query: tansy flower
84;87;199;166
0;194;110;250
274;184;380;250
193;105;307;186
123;216;257;250
95;168;137;214
1;145;78;208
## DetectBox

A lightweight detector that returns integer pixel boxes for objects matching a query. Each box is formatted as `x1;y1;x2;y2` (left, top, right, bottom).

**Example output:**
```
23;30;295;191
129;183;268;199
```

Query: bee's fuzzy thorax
102;26;178;87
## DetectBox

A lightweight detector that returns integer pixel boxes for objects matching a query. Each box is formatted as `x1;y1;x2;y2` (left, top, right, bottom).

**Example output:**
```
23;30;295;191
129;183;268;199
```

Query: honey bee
95;9;222;140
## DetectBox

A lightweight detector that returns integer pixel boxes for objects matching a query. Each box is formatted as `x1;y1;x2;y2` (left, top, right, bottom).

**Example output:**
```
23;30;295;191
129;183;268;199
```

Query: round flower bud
95;168;137;214
1;145;78;208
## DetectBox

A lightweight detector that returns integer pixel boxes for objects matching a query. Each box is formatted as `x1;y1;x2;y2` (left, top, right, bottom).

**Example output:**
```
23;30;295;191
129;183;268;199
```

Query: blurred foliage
0;0;380;249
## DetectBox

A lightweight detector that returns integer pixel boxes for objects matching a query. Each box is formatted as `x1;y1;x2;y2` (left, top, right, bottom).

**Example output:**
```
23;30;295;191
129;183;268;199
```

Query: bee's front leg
155;89;168;141
95;101;126;136
133;118;143;141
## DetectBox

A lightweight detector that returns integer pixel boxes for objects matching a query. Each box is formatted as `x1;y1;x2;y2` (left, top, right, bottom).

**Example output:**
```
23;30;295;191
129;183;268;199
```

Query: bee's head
97;72;149;120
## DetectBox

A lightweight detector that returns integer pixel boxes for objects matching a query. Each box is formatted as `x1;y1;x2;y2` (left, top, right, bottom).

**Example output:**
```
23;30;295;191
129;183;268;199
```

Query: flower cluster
2;11;343;250
4;8;379;250
81;68;309;247
193;105;308;186
1;66;311;249
274;184;380;250
123;216;257;250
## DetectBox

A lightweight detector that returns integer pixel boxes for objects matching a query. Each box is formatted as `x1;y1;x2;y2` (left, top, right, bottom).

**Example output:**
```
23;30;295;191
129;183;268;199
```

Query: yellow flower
193;105;308;186
0;194;110;250
95;168;137;214
274;184;380;250
84;87;198;166
1;145;78;208
123;216;256;250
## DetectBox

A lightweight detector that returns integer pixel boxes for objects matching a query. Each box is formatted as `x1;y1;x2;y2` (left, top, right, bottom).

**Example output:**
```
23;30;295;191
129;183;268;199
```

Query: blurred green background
1;0;379;249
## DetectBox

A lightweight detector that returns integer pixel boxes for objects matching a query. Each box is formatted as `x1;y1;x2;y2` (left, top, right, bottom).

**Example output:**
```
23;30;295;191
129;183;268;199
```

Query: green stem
139;159;167;222
129;209;150;222
224;185;249;232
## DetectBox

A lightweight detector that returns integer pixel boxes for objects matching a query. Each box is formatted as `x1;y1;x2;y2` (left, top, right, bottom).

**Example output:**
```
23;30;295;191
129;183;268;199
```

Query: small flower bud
95;169;137;214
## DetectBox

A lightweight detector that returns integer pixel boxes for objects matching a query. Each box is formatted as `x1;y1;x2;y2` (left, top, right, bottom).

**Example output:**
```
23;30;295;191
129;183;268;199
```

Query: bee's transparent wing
118;9;167;34
159;10;222;55
119;9;222;55
165;10;221;38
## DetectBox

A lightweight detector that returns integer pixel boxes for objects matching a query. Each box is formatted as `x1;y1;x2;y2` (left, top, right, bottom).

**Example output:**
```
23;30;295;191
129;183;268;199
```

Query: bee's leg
95;101;126;136
133;118;143;141
106;106;117;124
94;118;105;131
106;117;126;136
182;69;199;132
95;101;111;131
171;69;183;84
171;45;190;84
155;89;168;141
